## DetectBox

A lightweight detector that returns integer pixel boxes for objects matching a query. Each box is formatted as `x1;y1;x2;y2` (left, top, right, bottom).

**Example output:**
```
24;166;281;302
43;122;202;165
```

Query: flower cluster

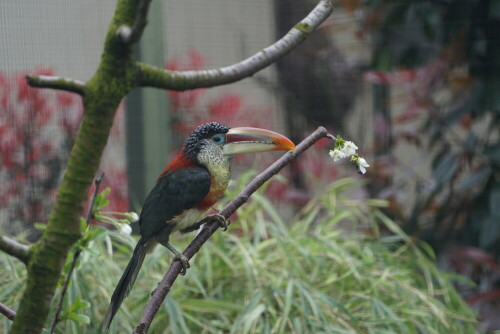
94;211;139;236
329;136;370;174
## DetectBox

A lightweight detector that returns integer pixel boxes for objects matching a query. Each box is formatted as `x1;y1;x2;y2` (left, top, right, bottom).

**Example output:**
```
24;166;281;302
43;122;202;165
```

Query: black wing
138;167;211;241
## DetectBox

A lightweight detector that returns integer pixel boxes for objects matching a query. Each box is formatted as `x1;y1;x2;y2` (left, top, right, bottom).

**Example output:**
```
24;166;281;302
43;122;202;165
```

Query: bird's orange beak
223;127;296;156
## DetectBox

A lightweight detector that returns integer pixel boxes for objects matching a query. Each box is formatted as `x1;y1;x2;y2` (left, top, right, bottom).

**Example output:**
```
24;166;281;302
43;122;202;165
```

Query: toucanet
103;122;295;331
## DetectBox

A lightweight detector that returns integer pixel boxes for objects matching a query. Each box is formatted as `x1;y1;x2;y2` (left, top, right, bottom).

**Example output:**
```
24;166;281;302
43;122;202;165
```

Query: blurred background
0;0;499;331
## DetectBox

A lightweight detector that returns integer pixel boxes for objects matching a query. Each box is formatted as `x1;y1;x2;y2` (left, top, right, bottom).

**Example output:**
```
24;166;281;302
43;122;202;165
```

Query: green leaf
164;296;190;334
180;299;243;313
58;297;91;326
93;187;111;211
69;296;91;312
242;304;266;334
83;225;107;243
231;291;262;334
67;313;90;325
79;217;87;233
34;223;47;231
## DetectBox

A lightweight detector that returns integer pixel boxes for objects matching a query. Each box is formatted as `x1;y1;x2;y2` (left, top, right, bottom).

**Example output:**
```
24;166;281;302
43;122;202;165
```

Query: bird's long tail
102;238;148;332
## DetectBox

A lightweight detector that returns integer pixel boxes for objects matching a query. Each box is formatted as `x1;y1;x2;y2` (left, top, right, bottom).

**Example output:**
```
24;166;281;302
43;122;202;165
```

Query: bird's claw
173;253;190;275
209;213;228;231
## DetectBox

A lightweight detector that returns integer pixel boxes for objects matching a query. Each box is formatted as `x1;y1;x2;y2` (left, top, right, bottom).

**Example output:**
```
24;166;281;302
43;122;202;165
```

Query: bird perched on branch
103;122;295;331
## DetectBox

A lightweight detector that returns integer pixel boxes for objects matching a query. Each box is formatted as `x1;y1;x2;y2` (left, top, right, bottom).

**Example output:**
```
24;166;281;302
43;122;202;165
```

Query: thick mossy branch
137;0;333;90
11;1;139;333
134;127;331;333
49;174;105;334
0;236;30;264
26;75;86;96
117;0;153;44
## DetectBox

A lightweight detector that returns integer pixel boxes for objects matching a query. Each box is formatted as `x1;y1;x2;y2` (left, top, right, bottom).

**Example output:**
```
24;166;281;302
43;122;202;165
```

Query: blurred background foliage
352;1;500;329
1;178;476;333
359;0;500;249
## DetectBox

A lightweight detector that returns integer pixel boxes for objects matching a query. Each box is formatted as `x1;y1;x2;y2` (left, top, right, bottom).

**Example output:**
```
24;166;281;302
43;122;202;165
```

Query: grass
1;177;477;333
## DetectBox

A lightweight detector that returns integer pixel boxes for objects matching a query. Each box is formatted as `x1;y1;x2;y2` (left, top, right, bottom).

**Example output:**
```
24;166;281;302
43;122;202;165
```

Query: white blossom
343;141;358;156
329;136;367;175
356;157;370;174
119;224;132;236
329;149;347;162
125;211;139;222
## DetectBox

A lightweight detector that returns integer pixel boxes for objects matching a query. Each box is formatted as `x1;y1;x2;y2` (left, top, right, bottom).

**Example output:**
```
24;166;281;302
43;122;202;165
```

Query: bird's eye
211;134;225;146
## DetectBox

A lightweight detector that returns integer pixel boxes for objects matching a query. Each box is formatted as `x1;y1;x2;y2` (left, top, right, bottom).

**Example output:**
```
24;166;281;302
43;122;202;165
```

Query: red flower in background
0;69;127;234
166;50;206;110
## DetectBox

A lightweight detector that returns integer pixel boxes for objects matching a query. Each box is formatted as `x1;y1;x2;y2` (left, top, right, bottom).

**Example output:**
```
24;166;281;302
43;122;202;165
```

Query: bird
102;122;295;331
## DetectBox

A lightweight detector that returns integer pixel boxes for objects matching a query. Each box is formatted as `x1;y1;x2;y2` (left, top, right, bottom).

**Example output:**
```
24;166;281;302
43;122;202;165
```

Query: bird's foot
173;253;190;275
209;208;230;231
208;213;228;231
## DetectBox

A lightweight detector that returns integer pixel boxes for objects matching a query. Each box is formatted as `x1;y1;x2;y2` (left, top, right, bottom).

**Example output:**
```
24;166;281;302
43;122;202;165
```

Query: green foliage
59;296;91;326
0;178;476;333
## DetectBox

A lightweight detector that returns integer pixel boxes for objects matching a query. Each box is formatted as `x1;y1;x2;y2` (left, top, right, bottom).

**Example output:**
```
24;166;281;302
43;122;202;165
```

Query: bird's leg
161;241;190;275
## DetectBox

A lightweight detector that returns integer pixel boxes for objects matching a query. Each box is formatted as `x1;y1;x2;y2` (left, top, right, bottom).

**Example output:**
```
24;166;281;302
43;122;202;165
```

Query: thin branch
117;0;153;44
134;127;331;333
49;173;105;334
26;75;86;96
136;0;333;90
0;236;30;264
0;302;16;321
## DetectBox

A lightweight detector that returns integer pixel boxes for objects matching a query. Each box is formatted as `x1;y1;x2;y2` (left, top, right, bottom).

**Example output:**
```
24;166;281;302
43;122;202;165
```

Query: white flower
329;149;347;162
343;141;358;156
329;136;364;173
119;224;132;236
357;157;370;174
125;211;139;222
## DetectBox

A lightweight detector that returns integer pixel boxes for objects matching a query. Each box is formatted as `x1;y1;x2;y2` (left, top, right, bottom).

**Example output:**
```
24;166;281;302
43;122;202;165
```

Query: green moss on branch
26;75;86;95
294;22;312;33
0;236;30;264
10;0;141;332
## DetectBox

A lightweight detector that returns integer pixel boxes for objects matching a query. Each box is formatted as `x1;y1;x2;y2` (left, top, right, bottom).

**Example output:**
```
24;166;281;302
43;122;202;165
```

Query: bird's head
183;122;296;166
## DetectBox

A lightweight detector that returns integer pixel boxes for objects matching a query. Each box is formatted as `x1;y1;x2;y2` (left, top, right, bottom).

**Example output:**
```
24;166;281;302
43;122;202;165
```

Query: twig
134;127;331;333
117;0;153;44
26;75;86;95
0;236;30;265
137;0;333;90
0;302;16;321
49;173;105;333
